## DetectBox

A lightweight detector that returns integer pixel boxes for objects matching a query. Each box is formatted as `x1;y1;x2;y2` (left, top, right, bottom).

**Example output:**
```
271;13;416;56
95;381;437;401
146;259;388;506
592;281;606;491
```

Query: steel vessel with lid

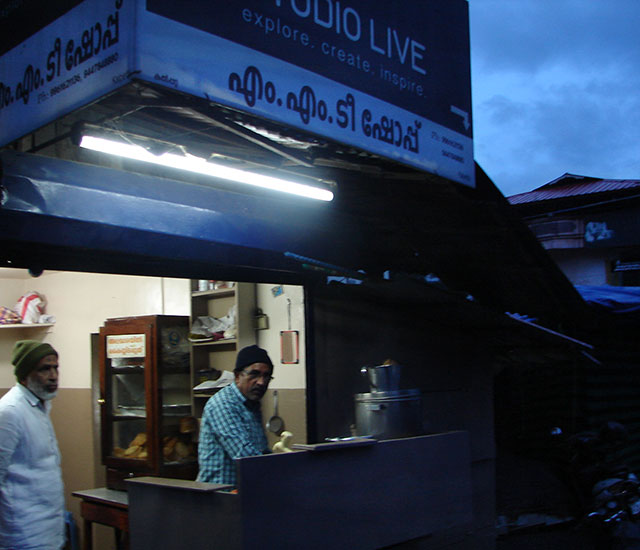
355;363;423;439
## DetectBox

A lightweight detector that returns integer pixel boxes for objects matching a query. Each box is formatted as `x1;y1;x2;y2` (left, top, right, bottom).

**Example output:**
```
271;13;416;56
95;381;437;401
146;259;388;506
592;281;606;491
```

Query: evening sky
469;0;640;196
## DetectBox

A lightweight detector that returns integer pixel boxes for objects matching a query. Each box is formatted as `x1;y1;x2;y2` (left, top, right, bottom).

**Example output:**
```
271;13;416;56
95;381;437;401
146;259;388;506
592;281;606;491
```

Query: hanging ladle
267;390;284;433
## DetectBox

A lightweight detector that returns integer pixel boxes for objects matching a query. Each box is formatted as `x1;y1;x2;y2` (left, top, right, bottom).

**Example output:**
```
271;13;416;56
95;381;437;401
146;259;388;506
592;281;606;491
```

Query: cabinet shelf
109;365;191;374
111;414;147;421
110;366;145;373
162;404;192;415
165;458;197;466
111;405;191;419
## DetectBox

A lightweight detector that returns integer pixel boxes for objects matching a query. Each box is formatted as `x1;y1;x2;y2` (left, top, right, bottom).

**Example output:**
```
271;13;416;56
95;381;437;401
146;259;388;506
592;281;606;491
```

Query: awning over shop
0;141;592;335
576;285;640;316
0;149;364;283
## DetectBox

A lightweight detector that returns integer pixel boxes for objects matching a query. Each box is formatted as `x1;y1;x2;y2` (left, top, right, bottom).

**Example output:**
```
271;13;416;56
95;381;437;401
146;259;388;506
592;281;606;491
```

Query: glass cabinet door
100;315;198;489
158;324;197;466
104;331;151;463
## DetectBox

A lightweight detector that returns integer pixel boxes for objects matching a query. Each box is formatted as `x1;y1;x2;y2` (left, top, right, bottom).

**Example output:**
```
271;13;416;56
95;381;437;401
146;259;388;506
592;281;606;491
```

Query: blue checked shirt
197;381;270;486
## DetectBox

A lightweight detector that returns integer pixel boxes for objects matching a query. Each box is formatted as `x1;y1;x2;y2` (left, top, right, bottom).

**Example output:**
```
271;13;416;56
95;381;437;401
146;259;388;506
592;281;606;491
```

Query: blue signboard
0;0;474;187
138;0;474;186
145;1;471;136
0;0;134;147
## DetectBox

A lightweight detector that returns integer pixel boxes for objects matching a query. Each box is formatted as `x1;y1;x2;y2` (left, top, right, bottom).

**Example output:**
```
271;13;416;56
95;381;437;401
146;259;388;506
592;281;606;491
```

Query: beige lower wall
49;388;96;515
0;270;307;549
263;388;307;449
1;385;306;550
1;387;114;550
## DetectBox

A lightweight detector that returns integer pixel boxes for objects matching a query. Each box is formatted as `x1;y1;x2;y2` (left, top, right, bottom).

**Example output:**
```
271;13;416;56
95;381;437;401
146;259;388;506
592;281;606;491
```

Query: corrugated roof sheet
508;173;640;204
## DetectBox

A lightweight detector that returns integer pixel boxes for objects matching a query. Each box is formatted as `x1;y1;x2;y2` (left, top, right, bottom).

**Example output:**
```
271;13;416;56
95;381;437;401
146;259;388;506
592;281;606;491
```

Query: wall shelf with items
189;281;256;417
0;323;54;329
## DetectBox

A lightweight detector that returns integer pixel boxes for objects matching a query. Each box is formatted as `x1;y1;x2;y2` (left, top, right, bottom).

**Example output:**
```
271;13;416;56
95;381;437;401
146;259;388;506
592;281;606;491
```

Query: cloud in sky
469;0;640;196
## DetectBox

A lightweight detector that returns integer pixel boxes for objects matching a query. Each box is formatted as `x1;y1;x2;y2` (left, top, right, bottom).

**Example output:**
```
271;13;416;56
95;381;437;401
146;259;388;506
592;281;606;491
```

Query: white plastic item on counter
14;291;46;324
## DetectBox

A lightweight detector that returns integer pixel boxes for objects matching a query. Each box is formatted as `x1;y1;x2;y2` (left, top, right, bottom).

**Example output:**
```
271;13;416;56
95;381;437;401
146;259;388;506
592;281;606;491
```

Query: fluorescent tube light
79;135;334;201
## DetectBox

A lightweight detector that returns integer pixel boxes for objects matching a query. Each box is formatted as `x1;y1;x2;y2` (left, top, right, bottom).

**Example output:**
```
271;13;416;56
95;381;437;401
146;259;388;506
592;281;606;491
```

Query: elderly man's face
25;354;59;401
235;362;272;402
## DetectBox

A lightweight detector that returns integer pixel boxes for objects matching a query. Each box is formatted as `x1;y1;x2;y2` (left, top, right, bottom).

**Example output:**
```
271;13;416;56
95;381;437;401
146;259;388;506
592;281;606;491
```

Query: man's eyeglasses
241;368;273;382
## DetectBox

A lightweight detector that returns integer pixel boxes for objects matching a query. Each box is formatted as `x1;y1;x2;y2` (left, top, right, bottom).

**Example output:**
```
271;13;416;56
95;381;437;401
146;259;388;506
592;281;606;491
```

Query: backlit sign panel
0;0;474;186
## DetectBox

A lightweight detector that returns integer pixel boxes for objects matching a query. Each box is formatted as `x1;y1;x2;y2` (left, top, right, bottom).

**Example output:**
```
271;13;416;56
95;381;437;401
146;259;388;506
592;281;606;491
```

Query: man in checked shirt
197;345;273;486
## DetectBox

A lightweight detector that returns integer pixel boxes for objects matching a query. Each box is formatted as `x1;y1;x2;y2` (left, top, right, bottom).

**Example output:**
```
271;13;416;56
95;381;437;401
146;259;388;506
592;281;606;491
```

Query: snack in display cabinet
113;429;196;462
180;416;197;434
114;432;147;459
164;416;197;462
162;435;196;462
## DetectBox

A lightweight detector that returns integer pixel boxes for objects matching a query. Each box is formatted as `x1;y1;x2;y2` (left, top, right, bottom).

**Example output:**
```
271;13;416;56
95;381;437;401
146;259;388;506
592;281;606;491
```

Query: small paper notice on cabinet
107;334;146;358
193;370;234;391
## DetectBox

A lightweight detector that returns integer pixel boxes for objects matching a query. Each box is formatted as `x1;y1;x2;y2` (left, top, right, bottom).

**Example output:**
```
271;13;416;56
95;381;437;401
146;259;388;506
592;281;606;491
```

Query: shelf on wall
191;288;235;298
0;323;55;329
193;391;219;398
189;281;256;419
189;338;237;347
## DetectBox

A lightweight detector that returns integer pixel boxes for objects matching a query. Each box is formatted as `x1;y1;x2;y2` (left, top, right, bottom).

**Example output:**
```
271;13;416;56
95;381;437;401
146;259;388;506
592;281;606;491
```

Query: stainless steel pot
354;389;423;440
360;364;403;393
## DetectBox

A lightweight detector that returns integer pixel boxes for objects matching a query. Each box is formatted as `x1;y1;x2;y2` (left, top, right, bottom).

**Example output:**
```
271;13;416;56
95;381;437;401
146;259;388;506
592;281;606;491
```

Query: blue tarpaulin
575;285;640;315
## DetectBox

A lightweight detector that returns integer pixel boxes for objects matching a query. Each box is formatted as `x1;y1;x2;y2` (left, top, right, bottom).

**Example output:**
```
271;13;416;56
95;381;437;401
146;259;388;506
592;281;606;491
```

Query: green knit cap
11;340;58;381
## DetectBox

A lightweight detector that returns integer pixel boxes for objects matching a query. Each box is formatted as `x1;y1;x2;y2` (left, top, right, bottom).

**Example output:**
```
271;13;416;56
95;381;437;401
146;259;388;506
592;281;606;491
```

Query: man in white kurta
0;341;65;550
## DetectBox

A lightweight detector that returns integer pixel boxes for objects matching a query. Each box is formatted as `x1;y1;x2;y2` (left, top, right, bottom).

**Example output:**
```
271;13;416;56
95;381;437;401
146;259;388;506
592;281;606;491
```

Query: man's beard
27;378;57;401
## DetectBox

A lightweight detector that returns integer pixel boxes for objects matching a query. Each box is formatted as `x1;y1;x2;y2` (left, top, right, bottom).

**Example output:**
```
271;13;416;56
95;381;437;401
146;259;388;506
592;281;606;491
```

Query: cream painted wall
256;284;306;389
0;271;31;386
0;270;306;549
0;269;190;388
1;271;307;390
1;270;306;390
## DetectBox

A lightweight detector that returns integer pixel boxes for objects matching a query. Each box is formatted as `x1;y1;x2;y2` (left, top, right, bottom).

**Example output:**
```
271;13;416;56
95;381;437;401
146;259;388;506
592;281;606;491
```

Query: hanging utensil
267;390;284;433
280;297;299;364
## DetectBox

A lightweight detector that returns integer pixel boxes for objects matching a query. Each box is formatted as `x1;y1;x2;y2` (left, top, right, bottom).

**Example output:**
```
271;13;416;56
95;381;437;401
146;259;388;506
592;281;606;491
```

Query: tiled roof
508;173;640;204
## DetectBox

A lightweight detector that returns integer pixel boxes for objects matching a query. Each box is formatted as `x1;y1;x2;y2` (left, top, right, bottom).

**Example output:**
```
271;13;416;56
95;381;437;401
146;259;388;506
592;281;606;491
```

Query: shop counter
127;431;473;549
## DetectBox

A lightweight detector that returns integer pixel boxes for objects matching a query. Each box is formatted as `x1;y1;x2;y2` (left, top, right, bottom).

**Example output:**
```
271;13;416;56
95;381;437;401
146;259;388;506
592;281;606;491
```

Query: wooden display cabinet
99;315;198;490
